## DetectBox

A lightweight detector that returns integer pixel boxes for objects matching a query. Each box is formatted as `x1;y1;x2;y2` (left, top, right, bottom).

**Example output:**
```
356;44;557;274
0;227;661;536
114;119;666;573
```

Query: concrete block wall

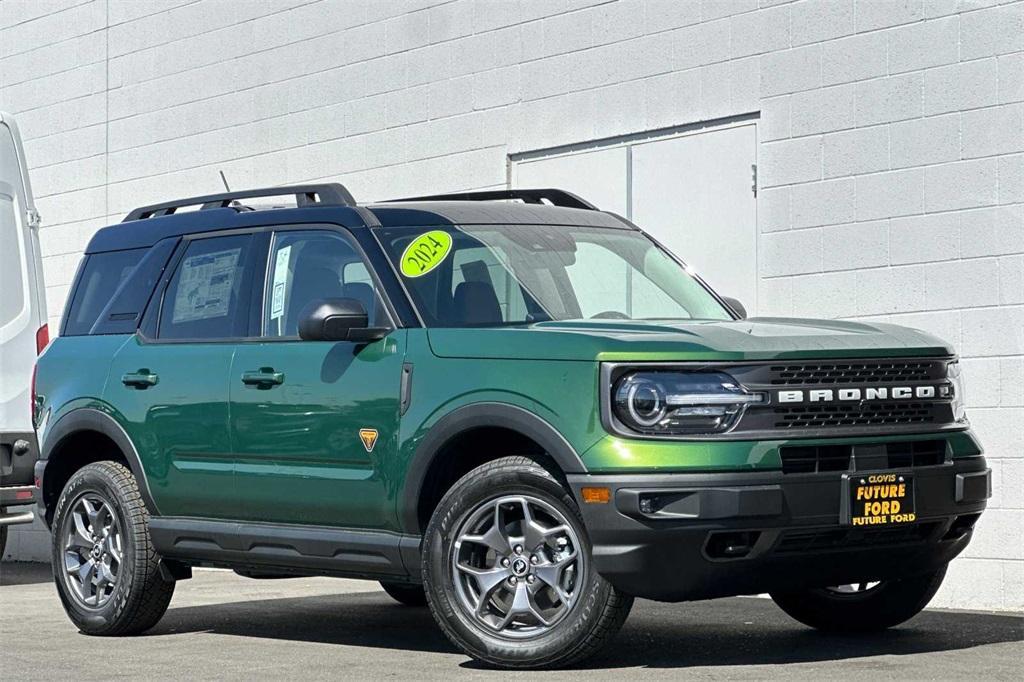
1;0;1020;610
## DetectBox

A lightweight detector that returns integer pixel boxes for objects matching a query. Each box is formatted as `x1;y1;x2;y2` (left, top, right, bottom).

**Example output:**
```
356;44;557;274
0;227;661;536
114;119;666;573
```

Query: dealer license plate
845;472;916;526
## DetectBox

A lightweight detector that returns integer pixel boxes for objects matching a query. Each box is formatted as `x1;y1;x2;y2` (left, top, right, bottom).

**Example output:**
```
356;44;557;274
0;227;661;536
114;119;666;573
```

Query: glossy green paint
34;334;131;440
229;333;405;528
36;314;975;535
579;430;982;473
104;335;239;518
426;318;954;362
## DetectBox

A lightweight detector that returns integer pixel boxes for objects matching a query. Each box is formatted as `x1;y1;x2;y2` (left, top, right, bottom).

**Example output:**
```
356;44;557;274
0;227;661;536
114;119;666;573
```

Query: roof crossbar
384;188;598;211
122;183;356;221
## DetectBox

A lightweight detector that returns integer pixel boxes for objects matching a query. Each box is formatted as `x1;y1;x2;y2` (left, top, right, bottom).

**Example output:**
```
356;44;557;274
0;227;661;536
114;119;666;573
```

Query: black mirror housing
297;298;388;342
722;296;747;320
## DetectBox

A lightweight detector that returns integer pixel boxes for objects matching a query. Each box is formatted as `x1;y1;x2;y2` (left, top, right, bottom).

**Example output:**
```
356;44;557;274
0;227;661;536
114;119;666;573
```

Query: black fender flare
40;408;159;519
399;402;587;534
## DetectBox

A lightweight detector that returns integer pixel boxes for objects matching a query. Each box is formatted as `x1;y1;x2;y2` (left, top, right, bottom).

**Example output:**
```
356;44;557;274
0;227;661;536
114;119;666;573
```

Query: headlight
948;360;967;422
612;371;766;435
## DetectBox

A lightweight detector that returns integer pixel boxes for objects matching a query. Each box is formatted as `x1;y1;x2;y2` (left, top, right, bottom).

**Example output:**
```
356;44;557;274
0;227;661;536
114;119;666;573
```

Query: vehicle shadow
0;561;52;587
150;588;1023;669
577;598;1024;670
150;590;455;654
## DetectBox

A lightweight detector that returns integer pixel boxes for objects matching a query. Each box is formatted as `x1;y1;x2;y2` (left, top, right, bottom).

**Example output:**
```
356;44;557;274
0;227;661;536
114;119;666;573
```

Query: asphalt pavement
2;561;1021;680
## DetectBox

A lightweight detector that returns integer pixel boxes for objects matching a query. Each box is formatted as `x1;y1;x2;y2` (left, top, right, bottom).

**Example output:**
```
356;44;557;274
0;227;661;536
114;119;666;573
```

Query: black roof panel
87;200;630;253
364;201;631;228
86;206;368;253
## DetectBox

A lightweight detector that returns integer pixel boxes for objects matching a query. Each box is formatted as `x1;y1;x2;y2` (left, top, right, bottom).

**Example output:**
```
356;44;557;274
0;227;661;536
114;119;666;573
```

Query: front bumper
568;455;990;602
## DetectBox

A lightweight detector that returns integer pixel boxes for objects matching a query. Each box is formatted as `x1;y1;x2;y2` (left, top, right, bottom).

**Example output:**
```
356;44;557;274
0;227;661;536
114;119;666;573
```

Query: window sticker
269;245;291;320
399;230;453;278
171;247;241;323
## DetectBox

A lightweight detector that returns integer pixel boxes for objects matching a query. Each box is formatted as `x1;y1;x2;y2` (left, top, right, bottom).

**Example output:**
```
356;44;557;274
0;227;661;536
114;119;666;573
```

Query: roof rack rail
384;188;598;211
122;183;356;222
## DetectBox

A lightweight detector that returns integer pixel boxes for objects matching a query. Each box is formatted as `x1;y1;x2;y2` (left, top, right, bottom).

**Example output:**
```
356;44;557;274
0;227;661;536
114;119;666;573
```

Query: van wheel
422;456;633;669
380;581;427;606
0;520;7;558
770;566;947;632
51;461;174;635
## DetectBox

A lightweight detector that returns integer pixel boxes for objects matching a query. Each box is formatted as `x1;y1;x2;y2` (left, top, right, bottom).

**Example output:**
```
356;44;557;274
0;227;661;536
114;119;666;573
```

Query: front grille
773;522;939;554
773;402;938;429
779;439;948;474
767;360;937;386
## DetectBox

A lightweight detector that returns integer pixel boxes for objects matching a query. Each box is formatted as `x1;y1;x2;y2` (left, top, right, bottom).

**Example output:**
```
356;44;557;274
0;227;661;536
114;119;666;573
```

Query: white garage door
511;121;758;314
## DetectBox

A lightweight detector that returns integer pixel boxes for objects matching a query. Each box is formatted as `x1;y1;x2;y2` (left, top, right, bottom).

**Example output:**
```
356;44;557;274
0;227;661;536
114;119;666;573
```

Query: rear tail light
35;323;49;354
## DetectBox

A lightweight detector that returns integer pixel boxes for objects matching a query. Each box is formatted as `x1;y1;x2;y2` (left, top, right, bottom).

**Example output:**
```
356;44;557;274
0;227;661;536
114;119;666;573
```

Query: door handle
241;368;285;389
122;369;159;389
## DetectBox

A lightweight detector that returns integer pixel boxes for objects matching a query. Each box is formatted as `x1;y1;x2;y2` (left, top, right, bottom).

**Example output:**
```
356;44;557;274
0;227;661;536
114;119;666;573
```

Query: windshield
376;224;733;327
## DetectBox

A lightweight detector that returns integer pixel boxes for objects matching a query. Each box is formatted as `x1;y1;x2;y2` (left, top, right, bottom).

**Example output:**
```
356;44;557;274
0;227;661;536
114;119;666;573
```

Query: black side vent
886;439;947;468
779;440;949;475
780;445;851;474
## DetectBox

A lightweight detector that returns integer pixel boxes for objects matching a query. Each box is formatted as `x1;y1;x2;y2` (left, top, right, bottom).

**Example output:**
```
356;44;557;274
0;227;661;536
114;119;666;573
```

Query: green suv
34;184;991;668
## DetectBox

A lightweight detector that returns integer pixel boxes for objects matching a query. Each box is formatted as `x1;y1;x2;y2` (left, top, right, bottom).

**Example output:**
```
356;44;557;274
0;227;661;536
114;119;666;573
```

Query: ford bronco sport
34;184;991;668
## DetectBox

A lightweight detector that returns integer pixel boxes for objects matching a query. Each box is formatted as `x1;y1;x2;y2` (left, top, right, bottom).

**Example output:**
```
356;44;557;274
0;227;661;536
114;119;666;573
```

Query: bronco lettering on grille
777;385;949;403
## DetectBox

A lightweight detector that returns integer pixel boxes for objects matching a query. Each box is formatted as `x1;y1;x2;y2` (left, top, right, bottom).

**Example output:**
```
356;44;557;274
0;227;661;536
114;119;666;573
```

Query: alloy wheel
60;492;123;609
450;495;583;639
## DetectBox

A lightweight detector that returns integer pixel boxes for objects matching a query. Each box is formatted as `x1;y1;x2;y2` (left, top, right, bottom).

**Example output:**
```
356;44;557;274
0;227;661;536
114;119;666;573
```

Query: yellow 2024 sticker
400;230;453;278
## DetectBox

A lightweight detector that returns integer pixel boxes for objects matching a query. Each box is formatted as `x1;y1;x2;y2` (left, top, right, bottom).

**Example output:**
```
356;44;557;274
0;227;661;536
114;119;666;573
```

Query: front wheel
770;566;947;632
51;461;175;635
422;456;633;669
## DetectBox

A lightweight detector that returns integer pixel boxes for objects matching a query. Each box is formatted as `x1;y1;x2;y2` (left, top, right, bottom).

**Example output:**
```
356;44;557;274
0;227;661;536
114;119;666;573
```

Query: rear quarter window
63;248;147;336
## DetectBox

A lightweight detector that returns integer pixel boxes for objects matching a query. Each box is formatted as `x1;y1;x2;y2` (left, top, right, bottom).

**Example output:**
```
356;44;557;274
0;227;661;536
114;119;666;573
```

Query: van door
0;112;47;495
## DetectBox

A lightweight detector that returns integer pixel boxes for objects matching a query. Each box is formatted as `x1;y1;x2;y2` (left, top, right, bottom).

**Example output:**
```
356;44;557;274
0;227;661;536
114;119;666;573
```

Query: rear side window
157;234;255;340
88;239;177;335
63;248;147;336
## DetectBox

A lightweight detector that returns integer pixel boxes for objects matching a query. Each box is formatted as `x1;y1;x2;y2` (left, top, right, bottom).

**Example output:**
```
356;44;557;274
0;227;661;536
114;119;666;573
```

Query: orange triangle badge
358;428;379;453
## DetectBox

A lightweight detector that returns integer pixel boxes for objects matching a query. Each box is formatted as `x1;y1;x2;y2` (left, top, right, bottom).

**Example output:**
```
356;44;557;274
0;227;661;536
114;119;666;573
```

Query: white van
0;112;47;555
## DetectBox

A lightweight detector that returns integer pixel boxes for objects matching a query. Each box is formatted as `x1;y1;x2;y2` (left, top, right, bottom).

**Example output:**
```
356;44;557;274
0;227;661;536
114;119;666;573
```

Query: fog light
639;495;660;515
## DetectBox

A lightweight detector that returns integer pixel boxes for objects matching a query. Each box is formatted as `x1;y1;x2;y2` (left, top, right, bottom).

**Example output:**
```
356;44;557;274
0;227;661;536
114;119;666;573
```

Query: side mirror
722;296;747;320
297;298;389;342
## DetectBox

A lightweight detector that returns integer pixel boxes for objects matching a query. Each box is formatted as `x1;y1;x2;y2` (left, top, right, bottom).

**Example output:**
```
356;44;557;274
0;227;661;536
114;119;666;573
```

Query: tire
380;581;428;607
421;456;633;669
51;461;174;636
0;517;7;558
770;566;947;632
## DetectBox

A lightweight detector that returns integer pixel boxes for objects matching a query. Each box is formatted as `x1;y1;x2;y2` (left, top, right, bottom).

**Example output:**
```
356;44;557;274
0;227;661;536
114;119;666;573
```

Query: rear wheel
0;518;7;558
422;456;632;669
51;461;174;635
770;566;947;632
380;581;428;607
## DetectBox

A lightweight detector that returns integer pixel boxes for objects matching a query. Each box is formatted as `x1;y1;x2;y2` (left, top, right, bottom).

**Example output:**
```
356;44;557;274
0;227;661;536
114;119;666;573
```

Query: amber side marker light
581;487;610;504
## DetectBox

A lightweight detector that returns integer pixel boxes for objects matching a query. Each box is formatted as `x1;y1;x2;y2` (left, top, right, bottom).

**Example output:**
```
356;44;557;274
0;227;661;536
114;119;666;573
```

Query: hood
426;317;955;362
